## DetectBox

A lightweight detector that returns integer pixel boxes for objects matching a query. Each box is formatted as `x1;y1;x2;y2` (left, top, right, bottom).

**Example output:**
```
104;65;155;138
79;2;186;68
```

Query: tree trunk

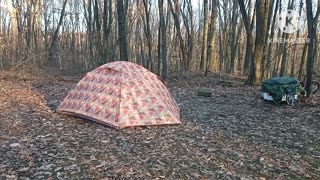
49;0;68;67
253;0;271;85
159;0;168;80
305;0;319;97
279;33;289;76
117;0;129;61
103;0;113;62
264;0;279;79
298;43;308;80
200;0;209;72
6;0;18;67
168;0;187;72
229;2;240;74
181;0;193;71
290;1;304;77
238;0;254;84
142;0;153;71
205;0;218;75
240;0;253;75
94;0;103;64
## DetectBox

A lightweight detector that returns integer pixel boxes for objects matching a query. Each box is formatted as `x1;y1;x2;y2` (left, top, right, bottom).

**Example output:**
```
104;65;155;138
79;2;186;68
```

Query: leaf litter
0;71;319;179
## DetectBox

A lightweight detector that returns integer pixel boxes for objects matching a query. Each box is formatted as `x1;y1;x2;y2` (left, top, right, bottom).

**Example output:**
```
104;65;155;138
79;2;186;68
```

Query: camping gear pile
57;61;181;128
261;77;304;105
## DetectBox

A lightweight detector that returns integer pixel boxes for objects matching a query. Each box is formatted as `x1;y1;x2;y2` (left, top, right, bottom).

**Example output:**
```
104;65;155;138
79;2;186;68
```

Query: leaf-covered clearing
0;71;319;179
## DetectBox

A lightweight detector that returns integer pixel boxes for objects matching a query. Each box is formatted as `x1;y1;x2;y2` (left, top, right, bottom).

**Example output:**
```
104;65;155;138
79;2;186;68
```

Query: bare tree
0;0;319;87
264;0;279;78
305;0;320;96
181;0;194;71
158;0;168;80
205;0;218;75
253;0;272;84
49;0;68;67
117;0;129;61
103;0;113;61
168;0;187;72
238;0;255;84
199;0;209;72
6;0;18;66
142;0;153;70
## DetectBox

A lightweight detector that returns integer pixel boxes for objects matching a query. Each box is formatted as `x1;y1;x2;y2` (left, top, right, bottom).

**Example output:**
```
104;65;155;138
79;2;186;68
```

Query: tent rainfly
57;61;181;128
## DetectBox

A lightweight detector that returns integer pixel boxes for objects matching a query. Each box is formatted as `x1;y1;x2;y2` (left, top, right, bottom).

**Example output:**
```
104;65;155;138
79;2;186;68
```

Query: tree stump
197;88;212;97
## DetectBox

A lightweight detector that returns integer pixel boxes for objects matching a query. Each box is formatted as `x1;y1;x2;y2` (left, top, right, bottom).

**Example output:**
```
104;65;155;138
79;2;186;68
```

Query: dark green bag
262;77;300;104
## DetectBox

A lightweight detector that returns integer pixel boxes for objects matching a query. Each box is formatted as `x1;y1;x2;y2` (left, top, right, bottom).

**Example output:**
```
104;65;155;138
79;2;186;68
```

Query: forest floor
0;70;319;179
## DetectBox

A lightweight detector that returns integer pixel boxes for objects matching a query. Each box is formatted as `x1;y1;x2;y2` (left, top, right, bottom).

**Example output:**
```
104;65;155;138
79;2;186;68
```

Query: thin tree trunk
6;0;18;67
291;0;304;77
205;0;218;75
298;43;308;79
253;0;271;85
241;0;253;75
142;0;153;71
181;0;193;71
103;0;113;62
94;0;102;64
238;0;255;84
229;2;240;74
159;0;167;80
279;33;289;76
35;0;41;51
264;0;279;79
117;0;129;61
168;0;187;72
49;0;68;66
200;0;209;72
305;0;319;97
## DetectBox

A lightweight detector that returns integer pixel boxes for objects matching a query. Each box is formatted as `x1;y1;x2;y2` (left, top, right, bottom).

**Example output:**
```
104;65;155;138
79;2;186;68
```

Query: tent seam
117;66;123;129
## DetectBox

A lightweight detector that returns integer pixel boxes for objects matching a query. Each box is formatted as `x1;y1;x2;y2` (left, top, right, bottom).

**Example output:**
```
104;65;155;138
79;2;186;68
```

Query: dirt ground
0;71;319;179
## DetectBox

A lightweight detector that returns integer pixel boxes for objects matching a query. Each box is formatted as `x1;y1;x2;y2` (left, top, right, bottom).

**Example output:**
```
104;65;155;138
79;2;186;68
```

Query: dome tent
57;61;180;128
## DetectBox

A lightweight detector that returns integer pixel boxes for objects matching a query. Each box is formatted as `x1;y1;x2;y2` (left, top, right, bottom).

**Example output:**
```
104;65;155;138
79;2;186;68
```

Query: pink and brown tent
57;61;180;128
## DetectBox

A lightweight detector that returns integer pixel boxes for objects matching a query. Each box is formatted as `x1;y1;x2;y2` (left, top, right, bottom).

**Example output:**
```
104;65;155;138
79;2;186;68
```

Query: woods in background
0;0;319;90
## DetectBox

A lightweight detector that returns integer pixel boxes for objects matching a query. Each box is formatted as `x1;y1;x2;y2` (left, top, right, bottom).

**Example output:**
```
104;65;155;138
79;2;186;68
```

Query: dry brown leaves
0;71;319;179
